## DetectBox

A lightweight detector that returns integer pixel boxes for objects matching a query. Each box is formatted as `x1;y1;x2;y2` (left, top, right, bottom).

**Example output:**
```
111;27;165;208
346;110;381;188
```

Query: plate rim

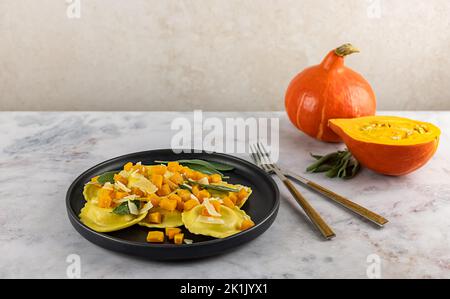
66;149;280;254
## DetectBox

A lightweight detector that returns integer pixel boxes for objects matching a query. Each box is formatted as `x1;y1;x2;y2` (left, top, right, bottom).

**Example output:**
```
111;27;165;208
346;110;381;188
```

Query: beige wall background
0;0;449;111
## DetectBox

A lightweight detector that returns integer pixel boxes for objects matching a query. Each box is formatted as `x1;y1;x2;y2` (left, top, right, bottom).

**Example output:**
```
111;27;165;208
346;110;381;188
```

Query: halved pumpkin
328;116;440;176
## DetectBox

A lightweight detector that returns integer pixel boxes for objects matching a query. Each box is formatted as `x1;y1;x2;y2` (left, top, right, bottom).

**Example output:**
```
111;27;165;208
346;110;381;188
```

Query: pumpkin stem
335;43;360;57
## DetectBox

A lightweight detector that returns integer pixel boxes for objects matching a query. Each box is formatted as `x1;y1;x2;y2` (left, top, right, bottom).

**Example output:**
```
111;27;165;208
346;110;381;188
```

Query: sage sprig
185;179;240;193
307;149;360;179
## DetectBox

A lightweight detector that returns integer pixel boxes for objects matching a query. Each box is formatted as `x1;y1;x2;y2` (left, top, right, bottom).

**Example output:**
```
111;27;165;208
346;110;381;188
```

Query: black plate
66;149;280;260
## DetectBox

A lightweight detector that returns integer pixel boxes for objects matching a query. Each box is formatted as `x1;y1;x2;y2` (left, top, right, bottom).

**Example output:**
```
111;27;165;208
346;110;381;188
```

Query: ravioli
83;183;101;203
182;205;251;238
207;183;252;208
79;201;147;232
79;160;254;239
138;207;183;228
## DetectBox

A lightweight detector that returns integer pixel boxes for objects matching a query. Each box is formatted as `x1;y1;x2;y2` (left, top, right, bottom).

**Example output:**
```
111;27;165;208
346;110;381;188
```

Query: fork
251;147;388;227
251;143;336;240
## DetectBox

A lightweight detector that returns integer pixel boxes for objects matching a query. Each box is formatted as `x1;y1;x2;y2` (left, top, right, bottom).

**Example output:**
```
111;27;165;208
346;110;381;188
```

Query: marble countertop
0;111;449;279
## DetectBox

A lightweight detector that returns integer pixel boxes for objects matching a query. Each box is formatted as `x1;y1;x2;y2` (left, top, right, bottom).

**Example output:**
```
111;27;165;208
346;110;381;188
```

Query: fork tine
252;144;265;165
249;147;257;164
249;144;259;164
256;142;272;166
252;144;265;166
257;145;273;171
257;142;271;161
251;144;269;172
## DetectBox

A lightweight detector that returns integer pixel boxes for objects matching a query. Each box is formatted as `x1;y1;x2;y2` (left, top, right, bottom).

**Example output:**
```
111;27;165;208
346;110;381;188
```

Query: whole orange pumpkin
285;44;377;142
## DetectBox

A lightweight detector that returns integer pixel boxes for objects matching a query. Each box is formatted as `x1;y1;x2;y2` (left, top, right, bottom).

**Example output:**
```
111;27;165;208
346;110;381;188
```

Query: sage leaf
310;153;323;160
112;200;141;215
187;179;239;193
97;171;118;184
183;163;224;176
308;149;361;180
206;161;234;171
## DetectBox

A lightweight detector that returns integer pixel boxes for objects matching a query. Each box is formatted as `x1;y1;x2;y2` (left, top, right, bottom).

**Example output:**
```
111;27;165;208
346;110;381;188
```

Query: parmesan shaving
197;177;209;185
196;215;225;225
202;199;221;217
115;181;131;192
128;200;139;215
102;182;114;190
139;201;153;214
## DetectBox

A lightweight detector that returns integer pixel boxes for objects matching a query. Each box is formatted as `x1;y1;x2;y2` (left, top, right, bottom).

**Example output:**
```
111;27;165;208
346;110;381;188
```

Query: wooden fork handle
283;179;336;240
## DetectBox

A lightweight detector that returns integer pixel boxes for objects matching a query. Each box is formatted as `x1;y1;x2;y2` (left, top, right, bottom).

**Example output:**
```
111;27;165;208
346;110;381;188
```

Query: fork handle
283;179;336;240
306;181;388;226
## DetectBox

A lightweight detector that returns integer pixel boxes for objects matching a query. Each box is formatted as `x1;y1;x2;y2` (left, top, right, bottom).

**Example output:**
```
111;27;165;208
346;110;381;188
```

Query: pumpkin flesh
329;116;440;176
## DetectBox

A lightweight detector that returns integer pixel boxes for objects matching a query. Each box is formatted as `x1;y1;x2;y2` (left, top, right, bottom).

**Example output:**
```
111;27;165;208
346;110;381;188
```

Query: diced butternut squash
222;196;235;209
192;185;201;197
228;192;238;204
169;172;184;185
177;189;191;202
176;200;184;211
209;174;222;183
167;161;181;172
157;183;171;196
164;178;179;191
148;193;161;207
210;200;221;213
90;176;99;183
98;188;113;208
146;231;164;243
124;162;133;171
187;170;198;180
131;187;145;197
174;233;184;245
165;227;182;240
200;206;210;216
152;165;167;175
113;174;128;185
240;219;255;231
168;193;182;203
237;188;248;200
159;198;177;212
197;190;210;201
151;174;163;190
114;191;128;200
147;212;162;224
183;199;199;211
192;171;208;180
236;188;248;206
179;166;192;176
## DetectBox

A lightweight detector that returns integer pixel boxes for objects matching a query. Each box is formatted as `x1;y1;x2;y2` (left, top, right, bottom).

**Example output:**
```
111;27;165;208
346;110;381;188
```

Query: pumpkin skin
329;116;441;176
285;44;376;142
